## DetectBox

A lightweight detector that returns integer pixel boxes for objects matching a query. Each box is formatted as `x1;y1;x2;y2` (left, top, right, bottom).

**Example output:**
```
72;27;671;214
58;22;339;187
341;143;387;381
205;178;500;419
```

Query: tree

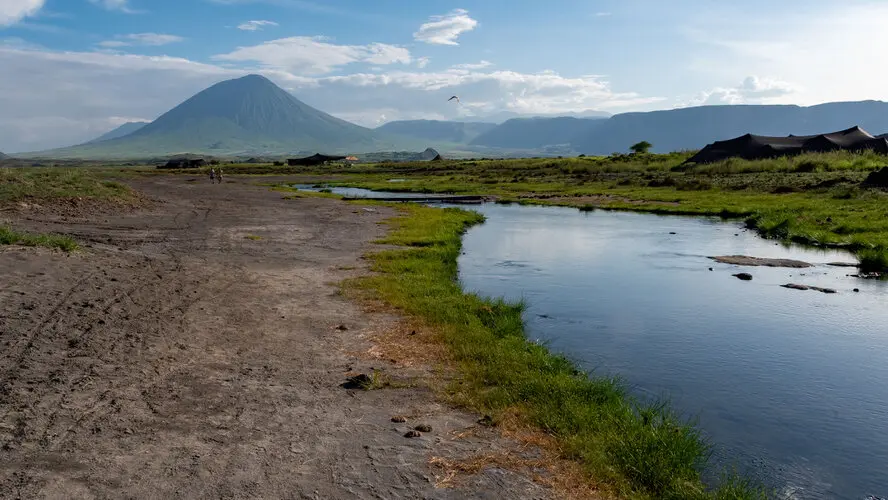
630;141;653;154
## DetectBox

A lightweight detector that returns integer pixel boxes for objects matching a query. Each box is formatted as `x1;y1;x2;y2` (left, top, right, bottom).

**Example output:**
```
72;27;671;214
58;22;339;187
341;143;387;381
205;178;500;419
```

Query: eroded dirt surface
0;175;552;499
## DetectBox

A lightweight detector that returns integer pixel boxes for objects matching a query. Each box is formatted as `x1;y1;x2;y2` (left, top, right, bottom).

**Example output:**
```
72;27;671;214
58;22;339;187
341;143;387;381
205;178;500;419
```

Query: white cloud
213;36;411;74
88;0;138;13
452;60;492;70
98;33;184;48
415;56;430;69
237;20;278;31
283;68;663;125
684;2;888;106
413;8;478;46
0;0;45;26
682;76;800;107
594;12;611;17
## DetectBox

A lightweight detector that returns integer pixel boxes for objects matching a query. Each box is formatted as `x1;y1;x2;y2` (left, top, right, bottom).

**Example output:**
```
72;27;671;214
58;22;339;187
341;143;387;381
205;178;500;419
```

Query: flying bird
448;95;460;104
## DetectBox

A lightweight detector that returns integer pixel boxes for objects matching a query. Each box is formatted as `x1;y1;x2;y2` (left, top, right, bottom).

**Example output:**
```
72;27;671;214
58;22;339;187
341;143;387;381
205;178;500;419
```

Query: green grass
283;152;888;270
348;203;767;499
1;167;134;204
244;234;262;241
0;225;78;251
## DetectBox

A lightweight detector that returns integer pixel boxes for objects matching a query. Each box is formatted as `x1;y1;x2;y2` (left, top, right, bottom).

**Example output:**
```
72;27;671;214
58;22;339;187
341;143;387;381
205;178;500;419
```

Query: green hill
33;74;414;159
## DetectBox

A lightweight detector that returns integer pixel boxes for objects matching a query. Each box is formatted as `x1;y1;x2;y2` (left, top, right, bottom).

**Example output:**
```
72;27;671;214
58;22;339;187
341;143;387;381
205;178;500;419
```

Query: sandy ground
0;175;553;499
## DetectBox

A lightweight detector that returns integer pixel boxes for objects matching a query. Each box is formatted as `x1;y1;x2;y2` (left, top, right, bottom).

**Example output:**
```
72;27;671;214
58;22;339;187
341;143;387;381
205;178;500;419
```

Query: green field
268;150;888;271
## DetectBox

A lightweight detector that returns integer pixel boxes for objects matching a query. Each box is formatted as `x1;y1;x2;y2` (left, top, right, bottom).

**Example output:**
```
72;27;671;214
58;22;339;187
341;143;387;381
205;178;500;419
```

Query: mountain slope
86;122;148;144
470;116;606;149
376;120;496;144
572;101;888;154
36;74;409;158
0;151;8;160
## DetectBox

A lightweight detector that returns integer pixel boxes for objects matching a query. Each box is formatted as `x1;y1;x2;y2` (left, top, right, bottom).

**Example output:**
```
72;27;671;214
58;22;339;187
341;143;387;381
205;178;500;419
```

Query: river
299;185;888;499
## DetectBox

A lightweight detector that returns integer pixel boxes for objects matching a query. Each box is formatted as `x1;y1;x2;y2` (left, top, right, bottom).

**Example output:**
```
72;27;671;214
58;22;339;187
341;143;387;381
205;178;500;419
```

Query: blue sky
2;0;887;152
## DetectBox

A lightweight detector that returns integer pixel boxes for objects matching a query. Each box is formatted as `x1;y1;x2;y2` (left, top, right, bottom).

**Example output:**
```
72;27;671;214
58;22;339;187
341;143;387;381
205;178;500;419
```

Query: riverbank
344;201;767;499
265;151;888;272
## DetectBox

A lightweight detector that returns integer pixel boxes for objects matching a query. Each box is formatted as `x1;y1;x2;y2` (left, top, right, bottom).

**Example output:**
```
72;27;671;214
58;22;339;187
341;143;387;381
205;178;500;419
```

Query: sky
2;0;888;152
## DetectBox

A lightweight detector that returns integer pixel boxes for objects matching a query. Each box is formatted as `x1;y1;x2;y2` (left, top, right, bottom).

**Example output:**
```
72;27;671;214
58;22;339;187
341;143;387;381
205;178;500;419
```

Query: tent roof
686;126;883;164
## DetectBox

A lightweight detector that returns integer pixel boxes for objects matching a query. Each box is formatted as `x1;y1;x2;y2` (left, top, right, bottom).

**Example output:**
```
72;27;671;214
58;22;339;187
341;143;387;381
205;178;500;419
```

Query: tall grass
350;204;767;499
0;225;78;251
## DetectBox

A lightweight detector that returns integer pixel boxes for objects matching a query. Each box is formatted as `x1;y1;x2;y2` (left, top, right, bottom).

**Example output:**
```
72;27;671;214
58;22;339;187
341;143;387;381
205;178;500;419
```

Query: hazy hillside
33;74;415;158
468;109;611;124
470;116;606;149
376;120;496;144
86;122;148;144
572;101;888;154
0;151;8;160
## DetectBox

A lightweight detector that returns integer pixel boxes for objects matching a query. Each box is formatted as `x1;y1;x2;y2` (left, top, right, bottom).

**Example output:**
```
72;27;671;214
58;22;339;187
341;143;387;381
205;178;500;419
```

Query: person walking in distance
209;168;216;183
217;168;224;184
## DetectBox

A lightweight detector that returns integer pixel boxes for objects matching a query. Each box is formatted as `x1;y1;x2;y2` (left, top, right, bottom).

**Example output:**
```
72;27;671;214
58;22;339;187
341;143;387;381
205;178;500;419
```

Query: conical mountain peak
62;74;392;156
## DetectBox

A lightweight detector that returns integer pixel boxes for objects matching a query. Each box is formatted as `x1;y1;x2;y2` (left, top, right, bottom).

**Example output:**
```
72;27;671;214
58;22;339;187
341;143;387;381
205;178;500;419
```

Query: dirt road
0;176;551;499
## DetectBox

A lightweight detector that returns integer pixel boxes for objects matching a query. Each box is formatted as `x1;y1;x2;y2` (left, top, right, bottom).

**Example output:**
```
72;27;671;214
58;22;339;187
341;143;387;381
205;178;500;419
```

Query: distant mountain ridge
572;101;888;154
34;74;419;158
0;151;8;160
86;122;148;144
470;116;606;149
375;120;496;144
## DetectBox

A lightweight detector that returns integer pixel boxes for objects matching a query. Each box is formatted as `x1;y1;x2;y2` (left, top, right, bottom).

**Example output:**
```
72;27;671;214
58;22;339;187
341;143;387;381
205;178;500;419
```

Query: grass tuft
348;203;767;499
856;248;888;272
0;225;79;251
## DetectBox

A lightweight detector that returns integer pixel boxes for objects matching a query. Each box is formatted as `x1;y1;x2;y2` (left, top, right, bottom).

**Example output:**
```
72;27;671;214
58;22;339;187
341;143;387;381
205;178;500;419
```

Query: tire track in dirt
0;176;557;500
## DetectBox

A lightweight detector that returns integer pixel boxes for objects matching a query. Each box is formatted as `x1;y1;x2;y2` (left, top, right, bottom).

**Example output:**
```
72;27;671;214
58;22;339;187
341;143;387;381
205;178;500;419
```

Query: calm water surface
303;186;888;499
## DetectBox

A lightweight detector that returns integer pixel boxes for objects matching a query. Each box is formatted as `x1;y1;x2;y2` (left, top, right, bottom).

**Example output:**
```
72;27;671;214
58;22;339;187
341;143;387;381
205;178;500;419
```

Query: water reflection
454;204;888;500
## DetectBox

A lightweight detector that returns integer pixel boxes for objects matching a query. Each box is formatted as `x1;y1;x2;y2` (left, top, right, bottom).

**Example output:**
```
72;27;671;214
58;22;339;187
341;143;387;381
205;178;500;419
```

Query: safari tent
685;126;888;164
287;153;347;166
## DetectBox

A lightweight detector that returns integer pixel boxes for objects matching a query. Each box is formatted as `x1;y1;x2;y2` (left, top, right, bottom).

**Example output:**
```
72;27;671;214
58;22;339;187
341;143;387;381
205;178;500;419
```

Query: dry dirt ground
0;175;554;499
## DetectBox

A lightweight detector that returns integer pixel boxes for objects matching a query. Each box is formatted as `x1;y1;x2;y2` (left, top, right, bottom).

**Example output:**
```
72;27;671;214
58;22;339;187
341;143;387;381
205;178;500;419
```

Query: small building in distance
157;157;206;169
287;153;347;166
685;126;888;164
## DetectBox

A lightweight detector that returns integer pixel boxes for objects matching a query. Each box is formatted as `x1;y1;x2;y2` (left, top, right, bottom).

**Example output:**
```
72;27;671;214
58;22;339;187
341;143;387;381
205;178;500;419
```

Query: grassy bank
283;151;888;270
1;167;134;204
350;203;766;499
0;225;78;251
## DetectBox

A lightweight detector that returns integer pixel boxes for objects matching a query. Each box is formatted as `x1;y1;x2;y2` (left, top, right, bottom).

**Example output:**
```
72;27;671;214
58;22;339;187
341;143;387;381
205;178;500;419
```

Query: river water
299;186;888;499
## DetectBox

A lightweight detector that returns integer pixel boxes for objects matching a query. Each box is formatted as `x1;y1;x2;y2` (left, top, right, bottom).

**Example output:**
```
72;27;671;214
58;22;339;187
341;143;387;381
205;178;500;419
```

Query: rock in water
781;283;837;294
781;283;810;290
733;273;753;281
711;255;812;268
